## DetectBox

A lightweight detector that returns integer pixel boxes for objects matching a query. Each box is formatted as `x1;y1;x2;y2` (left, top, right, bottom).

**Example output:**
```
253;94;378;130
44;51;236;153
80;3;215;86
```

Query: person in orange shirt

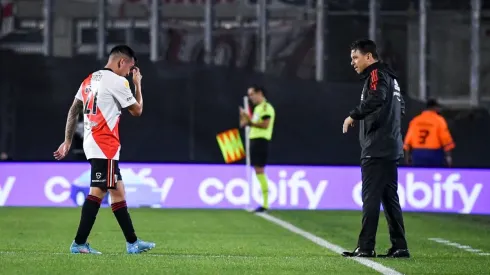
404;99;455;167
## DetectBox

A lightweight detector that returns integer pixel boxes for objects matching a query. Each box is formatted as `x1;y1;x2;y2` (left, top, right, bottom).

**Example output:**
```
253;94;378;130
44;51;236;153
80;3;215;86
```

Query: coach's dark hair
249;85;267;96
109;45;137;62
350;39;379;60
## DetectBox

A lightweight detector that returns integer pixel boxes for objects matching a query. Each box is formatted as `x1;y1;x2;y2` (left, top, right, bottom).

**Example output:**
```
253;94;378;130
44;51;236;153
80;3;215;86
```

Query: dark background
1;50;489;167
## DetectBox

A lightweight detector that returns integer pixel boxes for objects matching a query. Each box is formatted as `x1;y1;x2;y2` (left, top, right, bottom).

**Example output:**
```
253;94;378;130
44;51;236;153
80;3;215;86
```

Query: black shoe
253;206;268;213
342;247;376;258
378;248;410;258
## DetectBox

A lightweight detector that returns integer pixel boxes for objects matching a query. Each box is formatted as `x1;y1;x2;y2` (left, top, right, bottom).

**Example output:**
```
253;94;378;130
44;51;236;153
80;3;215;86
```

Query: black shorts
250;138;269;167
89;158;123;190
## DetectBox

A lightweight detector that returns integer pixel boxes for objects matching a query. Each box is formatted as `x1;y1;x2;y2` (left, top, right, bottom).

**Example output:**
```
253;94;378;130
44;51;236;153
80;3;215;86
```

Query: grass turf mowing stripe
256;212;404;275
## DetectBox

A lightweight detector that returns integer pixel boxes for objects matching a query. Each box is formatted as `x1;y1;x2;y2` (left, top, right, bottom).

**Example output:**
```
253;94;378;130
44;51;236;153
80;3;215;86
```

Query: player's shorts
250;138;269;167
411;149;445;167
89;158;123;190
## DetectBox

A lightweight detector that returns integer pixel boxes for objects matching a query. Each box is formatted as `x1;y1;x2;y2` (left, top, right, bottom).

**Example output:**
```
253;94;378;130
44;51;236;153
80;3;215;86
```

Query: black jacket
349;62;405;160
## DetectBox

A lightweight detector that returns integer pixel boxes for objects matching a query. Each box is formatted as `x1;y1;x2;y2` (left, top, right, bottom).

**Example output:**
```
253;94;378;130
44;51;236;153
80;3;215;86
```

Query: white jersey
75;69;137;160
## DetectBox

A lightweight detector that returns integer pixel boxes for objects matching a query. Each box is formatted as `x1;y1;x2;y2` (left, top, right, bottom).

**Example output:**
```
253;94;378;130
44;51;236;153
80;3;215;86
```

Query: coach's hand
53;141;71;160
342;116;355;134
132;67;142;85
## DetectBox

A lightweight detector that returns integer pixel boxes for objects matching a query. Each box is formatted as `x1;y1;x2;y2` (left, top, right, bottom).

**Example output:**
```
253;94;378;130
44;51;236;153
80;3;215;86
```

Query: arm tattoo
65;99;83;143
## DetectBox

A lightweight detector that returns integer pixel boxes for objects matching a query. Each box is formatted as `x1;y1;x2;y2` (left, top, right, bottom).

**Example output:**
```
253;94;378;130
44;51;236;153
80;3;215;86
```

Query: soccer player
53;45;155;254
239;85;275;213
403;99;455;167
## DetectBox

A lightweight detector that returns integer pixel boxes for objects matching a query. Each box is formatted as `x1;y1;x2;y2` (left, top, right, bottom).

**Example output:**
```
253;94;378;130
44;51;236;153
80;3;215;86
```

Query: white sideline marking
428;238;490;256
255;212;403;275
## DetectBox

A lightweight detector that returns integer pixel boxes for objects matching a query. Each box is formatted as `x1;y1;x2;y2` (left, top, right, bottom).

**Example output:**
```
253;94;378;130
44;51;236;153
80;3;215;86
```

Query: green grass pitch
0;208;489;274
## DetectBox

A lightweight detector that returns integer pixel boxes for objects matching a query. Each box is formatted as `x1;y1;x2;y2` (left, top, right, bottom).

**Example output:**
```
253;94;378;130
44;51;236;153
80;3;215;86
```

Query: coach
341;39;410;258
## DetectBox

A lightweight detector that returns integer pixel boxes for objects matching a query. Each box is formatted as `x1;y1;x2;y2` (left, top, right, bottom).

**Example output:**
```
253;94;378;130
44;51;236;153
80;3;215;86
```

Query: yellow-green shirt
249;101;275;141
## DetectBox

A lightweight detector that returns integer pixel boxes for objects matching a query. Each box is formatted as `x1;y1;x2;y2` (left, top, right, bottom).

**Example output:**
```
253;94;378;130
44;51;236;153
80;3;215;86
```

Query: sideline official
239;85;276;213
341;39;410;258
404;99;455;167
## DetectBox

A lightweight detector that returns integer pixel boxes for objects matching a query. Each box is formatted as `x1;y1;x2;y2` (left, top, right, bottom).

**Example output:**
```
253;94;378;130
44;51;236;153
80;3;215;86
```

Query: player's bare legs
70;187;106;254
109;181;156;254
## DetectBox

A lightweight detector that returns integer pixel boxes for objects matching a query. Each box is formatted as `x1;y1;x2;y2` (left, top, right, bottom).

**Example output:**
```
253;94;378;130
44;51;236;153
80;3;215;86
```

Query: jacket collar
360;62;383;80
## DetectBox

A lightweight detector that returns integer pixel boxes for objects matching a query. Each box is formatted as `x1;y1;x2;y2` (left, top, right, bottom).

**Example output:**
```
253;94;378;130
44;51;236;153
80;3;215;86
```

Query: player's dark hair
109;45;137;62
350;39;379;60
249;85;266;96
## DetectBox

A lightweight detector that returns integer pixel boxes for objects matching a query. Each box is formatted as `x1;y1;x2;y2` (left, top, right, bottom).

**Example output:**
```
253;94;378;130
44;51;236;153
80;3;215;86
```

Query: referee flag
216;128;245;163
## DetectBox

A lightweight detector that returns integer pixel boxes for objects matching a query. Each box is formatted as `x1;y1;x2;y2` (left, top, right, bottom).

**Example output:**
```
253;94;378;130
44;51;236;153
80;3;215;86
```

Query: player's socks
111;200;138;243
74;195;102;245
256;173;269;209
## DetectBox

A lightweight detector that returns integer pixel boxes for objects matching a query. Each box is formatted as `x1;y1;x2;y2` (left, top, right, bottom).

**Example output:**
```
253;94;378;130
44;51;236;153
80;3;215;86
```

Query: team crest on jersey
95;172;102;179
